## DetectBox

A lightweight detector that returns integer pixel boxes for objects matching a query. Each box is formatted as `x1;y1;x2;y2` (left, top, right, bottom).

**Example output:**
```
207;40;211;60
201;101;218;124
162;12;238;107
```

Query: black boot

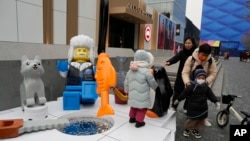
129;118;136;123
135;121;145;128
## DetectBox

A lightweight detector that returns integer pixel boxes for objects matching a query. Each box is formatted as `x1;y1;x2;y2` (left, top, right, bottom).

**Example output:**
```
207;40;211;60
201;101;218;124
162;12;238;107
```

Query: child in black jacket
173;69;220;139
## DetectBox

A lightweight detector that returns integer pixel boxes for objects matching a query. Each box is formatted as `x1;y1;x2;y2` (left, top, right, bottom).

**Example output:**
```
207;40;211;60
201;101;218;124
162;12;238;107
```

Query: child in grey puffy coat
124;50;158;128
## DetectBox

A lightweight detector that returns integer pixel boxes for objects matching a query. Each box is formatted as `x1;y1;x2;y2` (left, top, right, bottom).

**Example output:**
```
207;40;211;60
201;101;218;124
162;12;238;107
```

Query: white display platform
0;95;176;141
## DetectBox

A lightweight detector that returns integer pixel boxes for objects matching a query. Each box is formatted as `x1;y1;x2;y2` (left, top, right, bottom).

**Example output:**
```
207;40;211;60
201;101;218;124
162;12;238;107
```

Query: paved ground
175;57;250;141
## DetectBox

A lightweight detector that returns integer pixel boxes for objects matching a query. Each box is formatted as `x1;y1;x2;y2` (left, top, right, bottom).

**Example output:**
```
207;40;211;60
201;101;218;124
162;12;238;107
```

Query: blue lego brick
66;85;82;91
63;91;81;110
81;81;98;103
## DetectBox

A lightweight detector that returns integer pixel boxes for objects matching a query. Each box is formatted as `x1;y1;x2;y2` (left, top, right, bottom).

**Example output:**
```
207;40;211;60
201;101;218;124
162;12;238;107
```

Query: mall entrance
108;16;135;49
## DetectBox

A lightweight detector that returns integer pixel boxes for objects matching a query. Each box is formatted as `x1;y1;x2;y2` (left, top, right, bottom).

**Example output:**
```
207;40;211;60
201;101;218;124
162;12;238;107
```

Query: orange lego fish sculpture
95;53;116;117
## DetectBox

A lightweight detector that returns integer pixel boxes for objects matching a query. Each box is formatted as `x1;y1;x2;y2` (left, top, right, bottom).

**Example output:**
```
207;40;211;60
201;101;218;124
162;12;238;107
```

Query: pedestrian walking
165;36;197;111
182;43;218;126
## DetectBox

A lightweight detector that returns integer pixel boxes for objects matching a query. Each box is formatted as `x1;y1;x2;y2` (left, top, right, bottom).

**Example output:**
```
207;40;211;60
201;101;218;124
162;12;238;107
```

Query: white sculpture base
24;104;48;120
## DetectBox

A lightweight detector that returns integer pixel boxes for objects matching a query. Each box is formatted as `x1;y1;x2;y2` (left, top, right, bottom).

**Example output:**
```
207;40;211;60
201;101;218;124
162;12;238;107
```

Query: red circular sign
145;25;151;42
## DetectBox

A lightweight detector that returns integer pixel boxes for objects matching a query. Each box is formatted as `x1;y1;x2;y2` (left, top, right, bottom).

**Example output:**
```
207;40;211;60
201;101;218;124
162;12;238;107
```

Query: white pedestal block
24;104;48;120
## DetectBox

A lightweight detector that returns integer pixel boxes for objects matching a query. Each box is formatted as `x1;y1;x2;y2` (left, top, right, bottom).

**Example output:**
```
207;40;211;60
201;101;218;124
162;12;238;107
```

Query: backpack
190;56;212;80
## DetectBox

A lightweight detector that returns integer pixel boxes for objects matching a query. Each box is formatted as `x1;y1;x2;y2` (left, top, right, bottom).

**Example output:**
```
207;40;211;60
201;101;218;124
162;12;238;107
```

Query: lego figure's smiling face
73;46;90;62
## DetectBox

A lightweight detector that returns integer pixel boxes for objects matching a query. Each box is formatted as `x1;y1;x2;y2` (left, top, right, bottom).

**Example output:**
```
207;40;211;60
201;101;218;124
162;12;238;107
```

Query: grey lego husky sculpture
20;55;47;111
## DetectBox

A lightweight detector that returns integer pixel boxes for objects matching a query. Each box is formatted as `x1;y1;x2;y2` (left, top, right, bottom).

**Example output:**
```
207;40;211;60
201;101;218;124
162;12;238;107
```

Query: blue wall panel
200;0;250;51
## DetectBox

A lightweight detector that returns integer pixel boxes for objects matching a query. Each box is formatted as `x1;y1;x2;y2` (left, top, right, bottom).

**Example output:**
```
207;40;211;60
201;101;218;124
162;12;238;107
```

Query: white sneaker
204;119;212;127
183;129;190;137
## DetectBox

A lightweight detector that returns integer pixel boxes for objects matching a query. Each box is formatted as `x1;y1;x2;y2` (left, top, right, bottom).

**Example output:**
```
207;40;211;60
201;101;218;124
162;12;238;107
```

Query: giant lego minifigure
59;34;95;84
57;34;98;110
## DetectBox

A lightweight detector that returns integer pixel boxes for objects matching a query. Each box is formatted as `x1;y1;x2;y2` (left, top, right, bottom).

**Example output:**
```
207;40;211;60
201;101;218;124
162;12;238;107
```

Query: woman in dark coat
165;36;197;110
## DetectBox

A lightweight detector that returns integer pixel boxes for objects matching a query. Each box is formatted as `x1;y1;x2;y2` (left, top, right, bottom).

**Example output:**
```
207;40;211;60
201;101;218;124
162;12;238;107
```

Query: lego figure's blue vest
67;63;95;85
